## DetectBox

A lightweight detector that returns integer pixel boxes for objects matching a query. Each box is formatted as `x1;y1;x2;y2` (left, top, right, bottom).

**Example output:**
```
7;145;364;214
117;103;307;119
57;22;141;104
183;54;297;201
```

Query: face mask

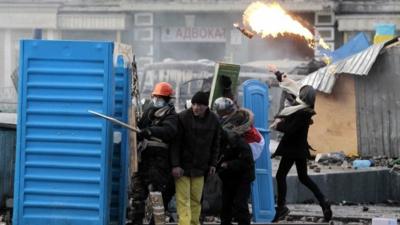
152;97;166;108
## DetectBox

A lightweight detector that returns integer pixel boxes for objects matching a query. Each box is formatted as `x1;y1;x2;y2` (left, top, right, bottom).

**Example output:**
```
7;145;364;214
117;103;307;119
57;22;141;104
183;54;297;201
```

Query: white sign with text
161;27;226;42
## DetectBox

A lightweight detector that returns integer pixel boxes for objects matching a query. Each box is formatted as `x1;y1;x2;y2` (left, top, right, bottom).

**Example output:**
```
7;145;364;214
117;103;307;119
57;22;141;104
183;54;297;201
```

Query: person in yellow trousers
170;91;221;225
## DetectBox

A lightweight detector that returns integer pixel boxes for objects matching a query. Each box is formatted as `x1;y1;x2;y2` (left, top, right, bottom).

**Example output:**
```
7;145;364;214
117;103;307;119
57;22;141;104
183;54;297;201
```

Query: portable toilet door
242;79;275;222
14;40;115;225
110;55;131;225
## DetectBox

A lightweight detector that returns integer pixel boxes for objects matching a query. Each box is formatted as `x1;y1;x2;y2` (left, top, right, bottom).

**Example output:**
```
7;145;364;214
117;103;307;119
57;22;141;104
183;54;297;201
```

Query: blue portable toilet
14;40;115;225
242;79;275;222
110;56;131;225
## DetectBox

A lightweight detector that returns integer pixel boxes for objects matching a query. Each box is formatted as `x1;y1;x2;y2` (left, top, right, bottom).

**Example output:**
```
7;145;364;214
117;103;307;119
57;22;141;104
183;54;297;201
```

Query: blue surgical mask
152;97;166;108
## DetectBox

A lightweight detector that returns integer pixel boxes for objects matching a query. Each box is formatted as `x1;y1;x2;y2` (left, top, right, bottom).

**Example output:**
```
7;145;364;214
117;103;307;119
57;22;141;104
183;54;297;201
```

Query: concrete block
273;168;395;203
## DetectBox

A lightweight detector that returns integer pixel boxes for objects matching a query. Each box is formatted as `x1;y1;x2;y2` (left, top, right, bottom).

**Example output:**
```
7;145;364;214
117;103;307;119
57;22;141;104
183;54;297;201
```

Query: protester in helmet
213;97;255;225
213;97;264;161
128;82;178;225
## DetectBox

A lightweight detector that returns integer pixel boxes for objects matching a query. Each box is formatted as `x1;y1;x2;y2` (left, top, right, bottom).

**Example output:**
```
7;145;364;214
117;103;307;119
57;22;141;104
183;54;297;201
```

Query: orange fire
242;1;330;50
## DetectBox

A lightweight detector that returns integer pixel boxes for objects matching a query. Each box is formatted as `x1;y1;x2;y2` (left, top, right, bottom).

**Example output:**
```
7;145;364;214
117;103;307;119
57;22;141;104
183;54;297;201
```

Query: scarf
222;108;253;135
243;125;262;143
278;97;309;117
277;76;312;117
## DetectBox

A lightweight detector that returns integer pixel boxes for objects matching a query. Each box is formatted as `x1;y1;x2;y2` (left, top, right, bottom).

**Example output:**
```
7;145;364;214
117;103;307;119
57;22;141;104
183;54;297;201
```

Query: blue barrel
0;126;16;209
14;40;115;225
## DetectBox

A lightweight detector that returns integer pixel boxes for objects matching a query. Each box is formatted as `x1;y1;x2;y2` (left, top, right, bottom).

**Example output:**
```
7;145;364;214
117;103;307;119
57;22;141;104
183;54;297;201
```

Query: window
315;27;335;41
315;12;335;26
134;13;153;26
134;28;153;41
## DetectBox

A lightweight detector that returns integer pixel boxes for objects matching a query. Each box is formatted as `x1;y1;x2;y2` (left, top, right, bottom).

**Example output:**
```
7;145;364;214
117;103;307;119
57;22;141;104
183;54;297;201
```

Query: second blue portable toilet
110;55;131;225
242;79;275;222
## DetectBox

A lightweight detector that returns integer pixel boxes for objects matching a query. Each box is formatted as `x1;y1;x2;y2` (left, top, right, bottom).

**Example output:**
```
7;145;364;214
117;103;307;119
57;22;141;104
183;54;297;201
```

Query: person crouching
214;99;255;225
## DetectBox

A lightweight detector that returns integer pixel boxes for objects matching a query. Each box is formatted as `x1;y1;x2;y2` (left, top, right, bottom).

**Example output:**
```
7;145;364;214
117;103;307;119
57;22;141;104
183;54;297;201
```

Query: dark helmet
213;97;236;116
299;85;316;107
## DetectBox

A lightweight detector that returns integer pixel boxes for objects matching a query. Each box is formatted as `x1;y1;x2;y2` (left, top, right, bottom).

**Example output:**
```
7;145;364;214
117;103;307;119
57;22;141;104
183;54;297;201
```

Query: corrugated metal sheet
0;127;16;209
110;56;130;225
302;42;386;93
355;46;400;157
14;40;114;225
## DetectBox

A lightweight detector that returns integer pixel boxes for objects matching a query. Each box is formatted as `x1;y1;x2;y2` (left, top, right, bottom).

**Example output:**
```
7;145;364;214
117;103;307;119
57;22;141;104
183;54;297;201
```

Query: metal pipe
88;110;140;132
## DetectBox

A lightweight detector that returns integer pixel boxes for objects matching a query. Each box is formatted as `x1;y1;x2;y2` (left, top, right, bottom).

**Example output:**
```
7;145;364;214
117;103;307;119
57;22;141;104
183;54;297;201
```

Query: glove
208;166;216;176
137;128;151;141
274;71;284;82
172;167;184;179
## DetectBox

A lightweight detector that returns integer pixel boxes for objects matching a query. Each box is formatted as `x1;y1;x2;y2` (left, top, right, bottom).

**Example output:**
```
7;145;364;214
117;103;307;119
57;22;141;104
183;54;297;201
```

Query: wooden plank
308;75;358;156
354;75;368;156
355;47;400;157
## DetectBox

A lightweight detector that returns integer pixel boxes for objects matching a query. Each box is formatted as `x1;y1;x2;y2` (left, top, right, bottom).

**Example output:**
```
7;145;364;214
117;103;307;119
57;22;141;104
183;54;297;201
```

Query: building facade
0;0;399;112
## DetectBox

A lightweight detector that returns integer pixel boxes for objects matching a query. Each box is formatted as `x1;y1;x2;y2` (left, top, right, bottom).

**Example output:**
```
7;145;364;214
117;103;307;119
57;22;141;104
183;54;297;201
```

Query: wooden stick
88;110;140;132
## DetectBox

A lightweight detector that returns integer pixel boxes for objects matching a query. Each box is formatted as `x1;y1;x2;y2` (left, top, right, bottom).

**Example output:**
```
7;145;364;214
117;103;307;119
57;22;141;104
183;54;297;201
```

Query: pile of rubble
309;152;400;174
281;204;400;225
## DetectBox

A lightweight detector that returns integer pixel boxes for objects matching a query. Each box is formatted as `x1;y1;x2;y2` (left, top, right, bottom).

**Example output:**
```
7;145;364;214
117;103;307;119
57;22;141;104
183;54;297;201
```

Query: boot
320;200;332;221
271;206;290;222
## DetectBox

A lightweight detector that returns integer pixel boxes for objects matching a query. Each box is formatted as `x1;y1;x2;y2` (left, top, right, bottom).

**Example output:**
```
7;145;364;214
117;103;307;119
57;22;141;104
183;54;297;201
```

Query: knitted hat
191;91;209;106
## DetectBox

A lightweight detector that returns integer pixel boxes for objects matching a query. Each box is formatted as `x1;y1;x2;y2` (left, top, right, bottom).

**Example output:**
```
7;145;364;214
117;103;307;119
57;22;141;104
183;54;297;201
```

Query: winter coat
171;108;221;177
274;108;315;159
217;130;255;183
138;104;178;143
138;104;178;176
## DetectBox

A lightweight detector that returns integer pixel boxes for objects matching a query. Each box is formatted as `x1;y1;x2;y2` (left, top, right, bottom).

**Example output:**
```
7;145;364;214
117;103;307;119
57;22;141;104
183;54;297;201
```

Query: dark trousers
129;151;175;225
276;157;325;207
220;179;251;225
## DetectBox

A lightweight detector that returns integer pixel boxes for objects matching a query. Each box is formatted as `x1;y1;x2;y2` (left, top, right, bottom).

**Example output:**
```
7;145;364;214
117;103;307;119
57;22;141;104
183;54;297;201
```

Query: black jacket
138;104;178;143
217;130;255;182
138;104;178;168
171;108;220;177
274;108;315;159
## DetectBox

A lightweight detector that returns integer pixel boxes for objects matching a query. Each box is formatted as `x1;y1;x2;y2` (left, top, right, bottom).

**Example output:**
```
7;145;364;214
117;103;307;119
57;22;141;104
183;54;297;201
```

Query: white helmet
213;97;236;116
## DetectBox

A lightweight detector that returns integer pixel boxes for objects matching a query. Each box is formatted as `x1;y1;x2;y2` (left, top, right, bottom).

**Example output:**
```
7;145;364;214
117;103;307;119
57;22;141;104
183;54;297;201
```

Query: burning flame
242;1;331;50
318;36;331;50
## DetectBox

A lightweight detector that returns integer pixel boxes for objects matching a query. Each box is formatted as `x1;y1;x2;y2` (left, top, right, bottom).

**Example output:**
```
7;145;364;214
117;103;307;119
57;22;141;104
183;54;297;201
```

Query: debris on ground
340;201;358;206
384;199;400;206
389;164;400;174
315;152;346;164
286;204;400;224
388;158;400;167
309;151;400;173
313;167;321;173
